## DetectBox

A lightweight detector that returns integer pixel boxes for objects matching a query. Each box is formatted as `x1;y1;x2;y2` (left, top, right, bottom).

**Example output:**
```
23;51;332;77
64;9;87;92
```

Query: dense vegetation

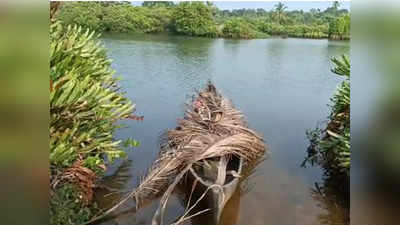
222;18;268;39
303;55;350;194
57;1;350;40
171;2;218;37
50;19;138;224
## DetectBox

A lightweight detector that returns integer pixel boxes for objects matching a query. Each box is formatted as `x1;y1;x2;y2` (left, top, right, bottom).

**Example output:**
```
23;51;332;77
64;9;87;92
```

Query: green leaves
304;55;350;177
123;138;140;148
222;18;267;39
50;20;138;224
172;2;219;37
50;21;136;170
331;55;350;77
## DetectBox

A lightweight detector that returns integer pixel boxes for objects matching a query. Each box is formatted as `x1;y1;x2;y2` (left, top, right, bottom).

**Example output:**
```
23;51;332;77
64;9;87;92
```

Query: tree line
57;1;350;40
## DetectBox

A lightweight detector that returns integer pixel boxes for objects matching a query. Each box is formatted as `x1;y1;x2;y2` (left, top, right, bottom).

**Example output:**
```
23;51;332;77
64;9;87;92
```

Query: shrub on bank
57;2;171;34
328;14;350;40
171;2;219;37
222;18;268;39
304;55;350;178
50;21;136;224
257;22;285;36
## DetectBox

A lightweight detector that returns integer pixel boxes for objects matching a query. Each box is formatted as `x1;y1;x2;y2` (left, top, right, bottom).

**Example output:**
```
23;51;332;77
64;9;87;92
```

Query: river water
96;33;350;225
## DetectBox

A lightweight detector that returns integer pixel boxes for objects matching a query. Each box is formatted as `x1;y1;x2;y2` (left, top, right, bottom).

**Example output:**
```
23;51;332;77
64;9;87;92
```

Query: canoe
181;154;243;225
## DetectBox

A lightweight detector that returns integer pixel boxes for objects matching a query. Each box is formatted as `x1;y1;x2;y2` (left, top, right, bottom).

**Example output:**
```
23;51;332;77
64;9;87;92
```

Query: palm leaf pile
101;82;266;224
304;55;350;177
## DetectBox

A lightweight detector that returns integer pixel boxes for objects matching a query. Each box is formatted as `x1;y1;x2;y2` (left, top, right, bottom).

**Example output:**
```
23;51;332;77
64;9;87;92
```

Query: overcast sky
131;1;351;12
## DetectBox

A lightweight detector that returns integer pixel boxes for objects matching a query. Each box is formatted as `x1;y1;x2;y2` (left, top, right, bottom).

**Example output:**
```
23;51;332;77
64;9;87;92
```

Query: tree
333;1;341;11
274;2;287;24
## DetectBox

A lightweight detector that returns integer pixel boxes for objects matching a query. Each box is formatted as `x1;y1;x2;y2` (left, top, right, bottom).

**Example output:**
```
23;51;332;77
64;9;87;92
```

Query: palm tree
333;1;341;11
274;2;287;24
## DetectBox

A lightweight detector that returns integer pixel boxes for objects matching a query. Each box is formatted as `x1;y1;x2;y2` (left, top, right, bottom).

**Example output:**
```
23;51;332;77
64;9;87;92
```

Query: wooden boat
181;154;243;225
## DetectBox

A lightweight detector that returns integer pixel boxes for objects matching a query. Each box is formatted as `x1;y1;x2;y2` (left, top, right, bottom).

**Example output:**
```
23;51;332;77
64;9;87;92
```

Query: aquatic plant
50;19;138;224
303;55;350;177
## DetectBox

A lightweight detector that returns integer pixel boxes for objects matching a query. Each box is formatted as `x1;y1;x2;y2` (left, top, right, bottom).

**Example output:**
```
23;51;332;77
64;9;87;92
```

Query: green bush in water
171;2;219;37
222;17;268;39
50;20;136;223
304;55;350;177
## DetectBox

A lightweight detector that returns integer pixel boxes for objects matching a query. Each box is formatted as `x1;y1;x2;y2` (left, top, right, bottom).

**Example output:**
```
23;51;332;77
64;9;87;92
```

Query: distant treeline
56;1;350;40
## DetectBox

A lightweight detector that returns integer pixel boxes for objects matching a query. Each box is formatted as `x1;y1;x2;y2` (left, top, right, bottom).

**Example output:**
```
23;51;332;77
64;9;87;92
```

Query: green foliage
142;1;174;7
274;2;288;25
171;2;219;37
328;14;350;40
50;21;136;223
222;18;267;39
50;183;100;225
56;1;350;40
303;55;350;177
257;22;285;35
57;2;172;34
285;24;328;38
102;4;169;33
50;21;134;168
57;2;104;32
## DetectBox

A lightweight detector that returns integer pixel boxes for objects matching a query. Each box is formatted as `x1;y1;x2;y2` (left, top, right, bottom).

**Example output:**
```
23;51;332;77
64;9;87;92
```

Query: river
96;33;350;225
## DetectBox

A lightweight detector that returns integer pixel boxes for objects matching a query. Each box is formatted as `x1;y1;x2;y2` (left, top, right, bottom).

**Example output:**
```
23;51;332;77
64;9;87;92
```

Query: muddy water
96;33;350;225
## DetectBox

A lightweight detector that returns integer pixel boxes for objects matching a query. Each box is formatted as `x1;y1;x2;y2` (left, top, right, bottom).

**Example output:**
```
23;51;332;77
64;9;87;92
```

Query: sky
131;1;351;12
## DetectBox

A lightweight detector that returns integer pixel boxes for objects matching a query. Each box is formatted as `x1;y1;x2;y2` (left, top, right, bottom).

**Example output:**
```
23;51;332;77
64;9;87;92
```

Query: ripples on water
96;33;350;225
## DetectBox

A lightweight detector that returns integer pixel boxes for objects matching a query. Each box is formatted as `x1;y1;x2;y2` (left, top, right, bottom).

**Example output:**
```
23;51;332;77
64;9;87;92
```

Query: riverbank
57;1;350;41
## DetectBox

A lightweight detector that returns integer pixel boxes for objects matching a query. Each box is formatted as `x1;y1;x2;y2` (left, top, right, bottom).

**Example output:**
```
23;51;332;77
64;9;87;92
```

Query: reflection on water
96;33;349;225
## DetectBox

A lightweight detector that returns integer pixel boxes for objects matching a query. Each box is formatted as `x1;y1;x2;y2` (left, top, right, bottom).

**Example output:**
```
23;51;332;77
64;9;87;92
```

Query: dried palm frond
90;82;266;224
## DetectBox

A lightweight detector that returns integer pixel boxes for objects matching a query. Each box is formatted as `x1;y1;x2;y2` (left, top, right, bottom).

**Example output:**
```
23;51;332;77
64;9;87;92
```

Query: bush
50;21;136;223
257;22;285;35
57;2;104;32
171;2;218;37
222;18;267;39
303;55;350;177
58;2;171;34
329;14;350;40
285;24;328;39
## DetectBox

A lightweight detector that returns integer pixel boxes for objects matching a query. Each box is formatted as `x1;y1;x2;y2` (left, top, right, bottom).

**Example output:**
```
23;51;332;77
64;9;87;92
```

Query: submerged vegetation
56;1;350;40
303;55;350;195
50;11;138;224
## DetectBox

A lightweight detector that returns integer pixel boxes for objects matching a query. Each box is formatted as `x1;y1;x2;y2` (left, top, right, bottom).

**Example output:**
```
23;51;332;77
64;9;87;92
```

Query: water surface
97;33;350;225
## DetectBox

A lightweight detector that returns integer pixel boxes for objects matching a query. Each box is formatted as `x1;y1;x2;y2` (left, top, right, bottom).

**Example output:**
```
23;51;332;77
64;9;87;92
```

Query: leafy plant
222;17;268;39
303;55;350;177
171;2;219;37
50;20;136;224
